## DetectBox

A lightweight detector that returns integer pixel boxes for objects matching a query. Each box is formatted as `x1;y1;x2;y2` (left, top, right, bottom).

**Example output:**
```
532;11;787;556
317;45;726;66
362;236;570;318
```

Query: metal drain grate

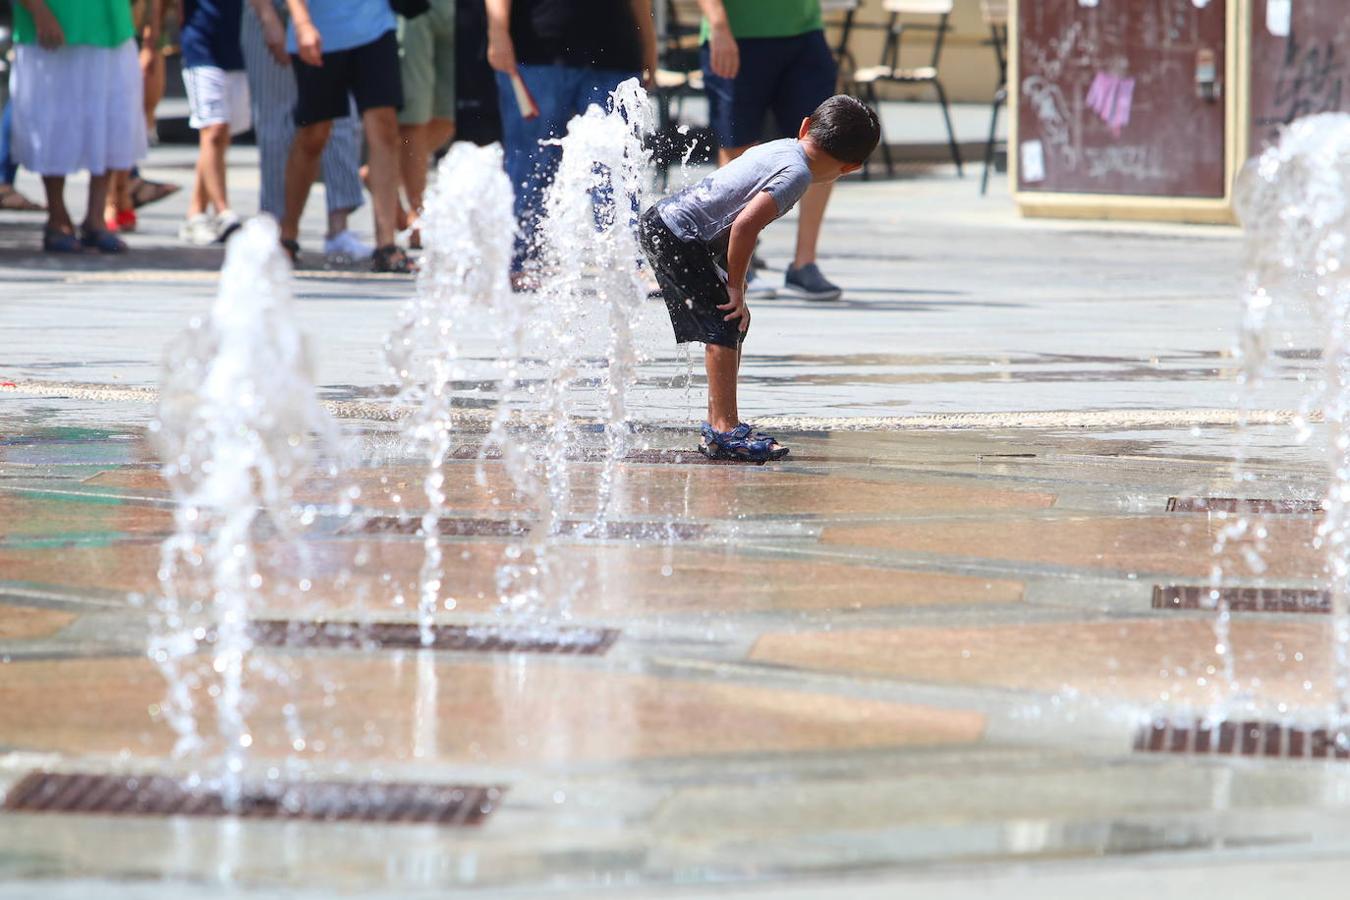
1152;585;1331;614
1166;497;1323;514
1134;719;1349;759
2;771;503;824
359;515;708;541
247;619;620;655
450;445;816;465
361;516;527;538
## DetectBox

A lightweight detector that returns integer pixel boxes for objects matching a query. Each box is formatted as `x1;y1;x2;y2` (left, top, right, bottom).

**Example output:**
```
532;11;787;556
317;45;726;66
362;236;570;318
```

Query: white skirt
10;40;148;176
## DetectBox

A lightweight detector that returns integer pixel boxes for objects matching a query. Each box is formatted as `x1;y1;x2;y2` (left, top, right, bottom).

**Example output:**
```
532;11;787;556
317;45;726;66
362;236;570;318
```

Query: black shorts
640;207;745;349
292;29;403;127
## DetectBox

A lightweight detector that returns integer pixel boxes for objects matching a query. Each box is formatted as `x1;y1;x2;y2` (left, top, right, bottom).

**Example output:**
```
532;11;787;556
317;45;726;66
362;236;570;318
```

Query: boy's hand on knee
718;285;750;333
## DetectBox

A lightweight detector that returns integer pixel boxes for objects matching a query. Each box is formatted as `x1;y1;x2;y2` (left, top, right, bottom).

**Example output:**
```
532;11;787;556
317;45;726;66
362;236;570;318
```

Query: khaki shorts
397;0;455;126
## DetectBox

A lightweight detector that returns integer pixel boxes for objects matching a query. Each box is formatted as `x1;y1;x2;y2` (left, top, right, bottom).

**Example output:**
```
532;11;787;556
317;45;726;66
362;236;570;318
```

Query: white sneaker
179;213;218;246
744;269;778;299
324;229;373;262
214;210;242;243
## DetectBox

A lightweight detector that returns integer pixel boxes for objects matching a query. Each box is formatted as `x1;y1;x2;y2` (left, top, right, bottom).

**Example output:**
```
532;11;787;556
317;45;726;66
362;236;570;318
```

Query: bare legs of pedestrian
41;174;112;236
104;170;134;230
327;208;357;243
280;119;332;246
792;180;833;268
397;116;455;245
188;123;233;220
283;108;399;256
362;107;402;250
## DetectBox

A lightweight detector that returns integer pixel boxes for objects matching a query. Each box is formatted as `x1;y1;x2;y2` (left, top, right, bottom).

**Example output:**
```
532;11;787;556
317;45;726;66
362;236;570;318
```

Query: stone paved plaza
1;147;1347;898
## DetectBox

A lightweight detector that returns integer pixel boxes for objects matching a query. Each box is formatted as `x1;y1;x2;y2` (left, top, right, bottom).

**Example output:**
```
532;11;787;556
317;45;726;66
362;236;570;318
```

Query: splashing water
491;79;655;618
1233;112;1350;735
386;143;517;644
537;78;654;526
148;217;341;805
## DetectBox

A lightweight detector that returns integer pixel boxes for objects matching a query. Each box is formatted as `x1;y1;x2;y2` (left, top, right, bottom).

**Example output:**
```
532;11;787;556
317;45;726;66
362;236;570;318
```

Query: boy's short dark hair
807;95;881;166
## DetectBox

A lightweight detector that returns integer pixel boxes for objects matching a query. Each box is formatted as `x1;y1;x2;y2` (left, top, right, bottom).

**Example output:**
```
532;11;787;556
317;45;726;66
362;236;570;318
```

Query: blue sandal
699;422;790;464
42;228;82;254
78;226;127;254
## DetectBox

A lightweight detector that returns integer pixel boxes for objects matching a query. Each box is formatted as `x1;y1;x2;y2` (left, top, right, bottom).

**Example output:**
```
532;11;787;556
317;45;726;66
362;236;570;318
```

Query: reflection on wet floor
309;350;1322;403
0;422;1346;893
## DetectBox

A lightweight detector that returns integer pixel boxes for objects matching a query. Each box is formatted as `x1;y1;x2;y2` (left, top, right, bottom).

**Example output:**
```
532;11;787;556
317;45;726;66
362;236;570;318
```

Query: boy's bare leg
281;120;333;244
705;343;741;433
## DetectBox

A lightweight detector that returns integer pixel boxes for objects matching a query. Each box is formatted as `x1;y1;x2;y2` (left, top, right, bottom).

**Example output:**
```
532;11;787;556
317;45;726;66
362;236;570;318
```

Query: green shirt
14;0;135;48
701;0;823;41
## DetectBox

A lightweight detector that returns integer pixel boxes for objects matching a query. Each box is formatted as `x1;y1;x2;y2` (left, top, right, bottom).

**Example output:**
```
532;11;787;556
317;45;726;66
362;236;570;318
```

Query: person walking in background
179;0;250;245
10;0;147;253
698;0;846;301
485;0;657;287
0;102;44;212
104;0;167;233
280;0;410;273
242;0;371;263
396;0;455;250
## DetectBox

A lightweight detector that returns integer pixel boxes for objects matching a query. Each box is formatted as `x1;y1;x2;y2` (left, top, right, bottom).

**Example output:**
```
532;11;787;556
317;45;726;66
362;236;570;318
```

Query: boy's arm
629;0;658;88
696;0;738;79
284;0;322;66
719;192;779;331
485;0;518;74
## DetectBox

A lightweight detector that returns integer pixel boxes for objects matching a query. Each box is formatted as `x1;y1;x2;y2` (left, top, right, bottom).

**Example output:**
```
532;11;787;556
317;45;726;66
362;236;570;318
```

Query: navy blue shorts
640;208;745;349
292;30;403;127
701;30;837;149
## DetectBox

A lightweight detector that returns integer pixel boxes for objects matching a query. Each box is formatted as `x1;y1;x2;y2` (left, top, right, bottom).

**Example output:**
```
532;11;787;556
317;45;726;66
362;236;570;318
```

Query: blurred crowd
2;0;846;295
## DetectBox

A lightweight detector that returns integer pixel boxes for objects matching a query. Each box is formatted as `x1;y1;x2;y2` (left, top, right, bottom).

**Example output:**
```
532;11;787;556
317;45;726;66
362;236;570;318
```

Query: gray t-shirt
656;139;814;246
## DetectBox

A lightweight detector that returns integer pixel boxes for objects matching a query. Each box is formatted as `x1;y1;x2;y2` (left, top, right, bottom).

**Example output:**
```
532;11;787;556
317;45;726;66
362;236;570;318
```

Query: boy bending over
640;95;880;462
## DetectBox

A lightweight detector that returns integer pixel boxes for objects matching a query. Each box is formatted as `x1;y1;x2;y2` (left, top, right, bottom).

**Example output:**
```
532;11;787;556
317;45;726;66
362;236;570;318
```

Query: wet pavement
0;148;1344;898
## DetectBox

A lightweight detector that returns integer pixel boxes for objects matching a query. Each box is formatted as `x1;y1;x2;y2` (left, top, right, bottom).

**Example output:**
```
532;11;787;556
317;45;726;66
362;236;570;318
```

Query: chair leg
656;91;672;191
980;88;1003;196
932;79;963;177
867;83;893;177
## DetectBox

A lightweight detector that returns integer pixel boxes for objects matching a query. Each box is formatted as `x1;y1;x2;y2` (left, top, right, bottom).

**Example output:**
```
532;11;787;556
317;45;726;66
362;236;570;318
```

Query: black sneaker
782;263;843;301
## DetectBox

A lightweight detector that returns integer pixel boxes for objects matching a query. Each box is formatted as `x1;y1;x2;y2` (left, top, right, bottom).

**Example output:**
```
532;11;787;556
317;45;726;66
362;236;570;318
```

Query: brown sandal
0;185;44;212
129;176;180;209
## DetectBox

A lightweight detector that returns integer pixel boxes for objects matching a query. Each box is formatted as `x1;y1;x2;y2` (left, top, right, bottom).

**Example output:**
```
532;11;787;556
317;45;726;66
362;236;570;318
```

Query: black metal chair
822;0;862;85
979;0;1009;195
849;0;962;178
650;0;706;188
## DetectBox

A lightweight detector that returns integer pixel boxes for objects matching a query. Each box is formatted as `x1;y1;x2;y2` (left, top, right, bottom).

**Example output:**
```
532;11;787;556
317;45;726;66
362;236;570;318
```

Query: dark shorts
640;208;745;349
701;30;837;149
292;29;403;127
